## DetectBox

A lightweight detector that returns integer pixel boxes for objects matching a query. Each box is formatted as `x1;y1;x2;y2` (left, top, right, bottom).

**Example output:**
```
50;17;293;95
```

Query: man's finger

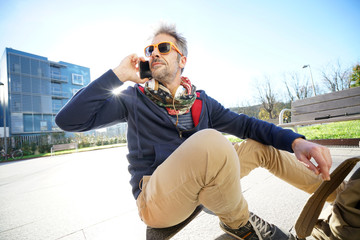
298;155;320;175
311;151;331;181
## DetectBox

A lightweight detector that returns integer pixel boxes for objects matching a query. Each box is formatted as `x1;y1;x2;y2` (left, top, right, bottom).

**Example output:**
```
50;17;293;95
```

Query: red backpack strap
138;85;145;93
191;92;202;127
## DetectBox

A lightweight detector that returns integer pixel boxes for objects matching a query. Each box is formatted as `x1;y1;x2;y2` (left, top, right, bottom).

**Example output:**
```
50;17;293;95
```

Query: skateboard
146;205;204;240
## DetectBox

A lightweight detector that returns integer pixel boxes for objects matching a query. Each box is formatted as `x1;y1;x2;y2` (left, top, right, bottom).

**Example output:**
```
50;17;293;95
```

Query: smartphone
139;61;152;79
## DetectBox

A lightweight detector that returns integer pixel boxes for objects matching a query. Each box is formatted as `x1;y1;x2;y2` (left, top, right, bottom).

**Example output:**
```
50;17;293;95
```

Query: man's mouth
151;60;165;68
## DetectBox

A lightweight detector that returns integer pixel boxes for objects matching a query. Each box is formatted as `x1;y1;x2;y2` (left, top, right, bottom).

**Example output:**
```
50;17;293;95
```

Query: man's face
148;34;184;84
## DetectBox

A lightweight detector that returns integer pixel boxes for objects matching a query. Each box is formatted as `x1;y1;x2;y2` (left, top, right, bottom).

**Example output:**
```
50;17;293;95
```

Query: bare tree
283;72;313;101
321;60;351;92
257;77;277;119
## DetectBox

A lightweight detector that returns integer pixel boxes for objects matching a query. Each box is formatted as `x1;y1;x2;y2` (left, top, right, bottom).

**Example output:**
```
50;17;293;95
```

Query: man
55;24;341;240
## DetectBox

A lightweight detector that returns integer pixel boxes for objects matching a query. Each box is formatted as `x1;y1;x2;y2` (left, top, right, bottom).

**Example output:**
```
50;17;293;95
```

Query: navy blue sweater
55;70;304;199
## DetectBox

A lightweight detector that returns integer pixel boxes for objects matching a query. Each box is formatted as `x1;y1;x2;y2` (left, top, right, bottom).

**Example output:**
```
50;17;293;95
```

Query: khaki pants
136;129;337;229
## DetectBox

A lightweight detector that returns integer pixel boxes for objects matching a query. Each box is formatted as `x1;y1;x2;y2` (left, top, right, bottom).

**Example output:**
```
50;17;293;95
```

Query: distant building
0;48;91;138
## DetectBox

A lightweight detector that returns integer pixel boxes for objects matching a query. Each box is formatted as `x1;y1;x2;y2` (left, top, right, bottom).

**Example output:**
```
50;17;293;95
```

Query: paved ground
0;146;359;240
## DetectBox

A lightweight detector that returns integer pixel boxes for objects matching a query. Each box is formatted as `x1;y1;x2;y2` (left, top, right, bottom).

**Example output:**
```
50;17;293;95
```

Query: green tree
350;64;360;87
51;132;66;144
257;108;267;120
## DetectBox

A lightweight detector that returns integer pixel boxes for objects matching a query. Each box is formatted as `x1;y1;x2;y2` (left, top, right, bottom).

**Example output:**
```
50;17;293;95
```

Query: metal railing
51;90;70;99
50;72;68;83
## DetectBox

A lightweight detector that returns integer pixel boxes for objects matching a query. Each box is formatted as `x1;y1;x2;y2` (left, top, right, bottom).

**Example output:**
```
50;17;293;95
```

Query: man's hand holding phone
113;54;151;84
139;61;152;80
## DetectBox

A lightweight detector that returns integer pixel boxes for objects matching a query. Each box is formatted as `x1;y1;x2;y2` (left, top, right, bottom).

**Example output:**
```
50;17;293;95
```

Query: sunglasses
144;41;183;57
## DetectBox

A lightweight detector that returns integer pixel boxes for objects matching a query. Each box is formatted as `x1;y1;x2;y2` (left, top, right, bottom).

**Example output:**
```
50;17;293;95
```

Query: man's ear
179;56;187;69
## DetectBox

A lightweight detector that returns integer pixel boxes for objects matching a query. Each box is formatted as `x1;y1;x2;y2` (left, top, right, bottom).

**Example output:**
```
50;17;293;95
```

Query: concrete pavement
0;146;359;240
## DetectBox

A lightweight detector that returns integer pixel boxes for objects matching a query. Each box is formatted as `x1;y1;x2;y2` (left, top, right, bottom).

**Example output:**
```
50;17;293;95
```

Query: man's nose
151;47;161;57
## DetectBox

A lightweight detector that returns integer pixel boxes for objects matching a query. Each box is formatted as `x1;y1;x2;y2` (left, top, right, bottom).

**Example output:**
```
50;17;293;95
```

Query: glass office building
0;48;90;138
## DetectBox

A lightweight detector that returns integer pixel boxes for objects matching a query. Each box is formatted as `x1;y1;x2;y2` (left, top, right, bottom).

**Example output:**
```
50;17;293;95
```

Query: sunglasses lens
145;46;154;57
158;42;171;54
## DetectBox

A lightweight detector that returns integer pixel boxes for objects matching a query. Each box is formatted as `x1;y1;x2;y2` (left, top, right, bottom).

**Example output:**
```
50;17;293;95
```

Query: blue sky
1;0;359;107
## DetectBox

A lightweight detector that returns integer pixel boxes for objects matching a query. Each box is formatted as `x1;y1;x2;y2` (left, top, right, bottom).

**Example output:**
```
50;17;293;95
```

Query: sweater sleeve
205;94;304;153
55;70;128;132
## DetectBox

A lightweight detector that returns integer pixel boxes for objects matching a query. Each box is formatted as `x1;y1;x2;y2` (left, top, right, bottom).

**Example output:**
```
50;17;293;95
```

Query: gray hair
153;23;188;58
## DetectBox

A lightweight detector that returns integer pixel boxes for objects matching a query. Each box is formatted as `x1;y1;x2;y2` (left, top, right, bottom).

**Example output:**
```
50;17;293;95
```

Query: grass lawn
297;120;360;140
225;120;360;142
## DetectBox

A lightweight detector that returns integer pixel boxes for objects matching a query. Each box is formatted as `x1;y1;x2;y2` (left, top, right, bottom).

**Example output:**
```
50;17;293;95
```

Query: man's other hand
292;138;332;181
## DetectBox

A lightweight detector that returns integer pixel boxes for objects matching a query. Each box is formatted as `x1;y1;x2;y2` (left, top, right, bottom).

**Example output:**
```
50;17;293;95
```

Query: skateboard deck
146;205;204;240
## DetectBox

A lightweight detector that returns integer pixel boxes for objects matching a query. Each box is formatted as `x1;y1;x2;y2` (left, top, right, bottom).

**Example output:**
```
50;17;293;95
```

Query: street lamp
302;65;317;96
0;82;7;161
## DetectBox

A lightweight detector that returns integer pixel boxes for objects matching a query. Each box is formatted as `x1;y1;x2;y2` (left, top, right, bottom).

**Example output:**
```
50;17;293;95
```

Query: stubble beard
152;66;176;87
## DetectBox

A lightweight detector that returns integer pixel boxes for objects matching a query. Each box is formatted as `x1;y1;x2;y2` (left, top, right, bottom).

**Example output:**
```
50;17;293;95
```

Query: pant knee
189;129;239;176
192;129;224;143
198;129;232;146
193;129;236;159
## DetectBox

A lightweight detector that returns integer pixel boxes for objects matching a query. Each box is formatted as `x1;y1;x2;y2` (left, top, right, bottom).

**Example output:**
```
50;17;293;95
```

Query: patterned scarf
144;77;197;115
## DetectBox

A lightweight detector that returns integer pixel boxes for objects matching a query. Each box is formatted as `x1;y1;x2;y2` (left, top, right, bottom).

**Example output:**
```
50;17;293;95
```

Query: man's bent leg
137;129;249;229
234;139;342;202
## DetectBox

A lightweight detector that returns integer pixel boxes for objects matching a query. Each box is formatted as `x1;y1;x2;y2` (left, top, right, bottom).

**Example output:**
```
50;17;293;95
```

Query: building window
40;61;50;78
43;115;52;131
34;114;42;131
39;120;48;131
11;74;22;92
41;96;52;113
31;77;41;94
22;94;32;112
22;76;32;93
31;59;40;76
32;96;41;113
9;54;20;73
13;64;20;72
23;114;33;132
21;57;31;75
41;79;51;95
52;99;63;113
11;113;24;133
72;73;84;85
11;94;22;112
